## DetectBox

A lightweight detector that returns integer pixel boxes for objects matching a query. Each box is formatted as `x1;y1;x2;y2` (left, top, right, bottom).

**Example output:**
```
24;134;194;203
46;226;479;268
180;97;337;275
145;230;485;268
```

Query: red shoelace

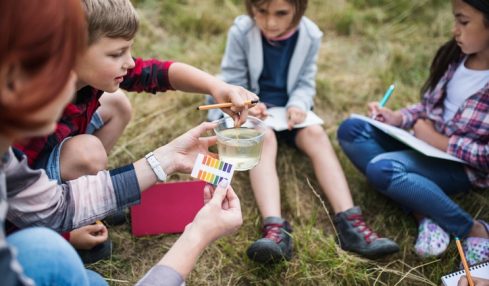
262;223;284;243
346;214;379;243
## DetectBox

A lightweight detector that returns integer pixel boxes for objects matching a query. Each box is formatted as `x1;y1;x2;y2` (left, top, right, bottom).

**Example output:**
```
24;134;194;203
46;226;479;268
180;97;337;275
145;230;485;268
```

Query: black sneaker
334;206;399;259
77;238;112;264
103;209;127;226
246;217;293;263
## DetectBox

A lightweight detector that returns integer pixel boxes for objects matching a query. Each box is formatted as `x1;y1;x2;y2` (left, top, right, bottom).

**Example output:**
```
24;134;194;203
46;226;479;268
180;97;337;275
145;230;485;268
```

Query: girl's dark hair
421;0;489;94
245;0;308;28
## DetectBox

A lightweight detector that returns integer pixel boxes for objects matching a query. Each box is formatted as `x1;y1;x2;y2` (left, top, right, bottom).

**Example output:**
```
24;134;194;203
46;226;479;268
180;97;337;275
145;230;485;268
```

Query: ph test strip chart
191;154;235;185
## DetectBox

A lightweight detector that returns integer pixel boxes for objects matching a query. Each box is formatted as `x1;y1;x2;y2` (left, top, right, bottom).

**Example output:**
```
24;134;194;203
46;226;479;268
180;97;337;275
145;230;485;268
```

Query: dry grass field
90;0;489;285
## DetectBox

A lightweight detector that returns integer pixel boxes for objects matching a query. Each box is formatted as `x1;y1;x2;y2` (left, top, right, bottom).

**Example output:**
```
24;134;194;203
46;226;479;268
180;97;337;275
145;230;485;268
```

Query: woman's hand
368;102;402;126
156;180;243;280
187;180;242;244
154;122;218;175
287;106;306;130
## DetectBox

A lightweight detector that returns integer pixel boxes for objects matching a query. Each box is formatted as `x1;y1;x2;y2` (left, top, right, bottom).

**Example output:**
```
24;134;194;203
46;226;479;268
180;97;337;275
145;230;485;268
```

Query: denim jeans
6;227;107;286
337;118;473;237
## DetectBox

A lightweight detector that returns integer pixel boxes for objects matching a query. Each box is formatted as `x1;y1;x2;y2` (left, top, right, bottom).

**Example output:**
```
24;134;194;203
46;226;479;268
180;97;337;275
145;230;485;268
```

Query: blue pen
379;84;395;107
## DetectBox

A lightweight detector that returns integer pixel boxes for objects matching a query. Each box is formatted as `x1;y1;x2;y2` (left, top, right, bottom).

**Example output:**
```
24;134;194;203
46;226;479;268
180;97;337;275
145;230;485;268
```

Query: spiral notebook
441;261;489;285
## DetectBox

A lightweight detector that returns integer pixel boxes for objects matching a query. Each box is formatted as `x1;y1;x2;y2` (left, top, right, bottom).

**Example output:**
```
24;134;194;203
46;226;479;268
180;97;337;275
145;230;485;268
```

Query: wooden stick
196;99;259;110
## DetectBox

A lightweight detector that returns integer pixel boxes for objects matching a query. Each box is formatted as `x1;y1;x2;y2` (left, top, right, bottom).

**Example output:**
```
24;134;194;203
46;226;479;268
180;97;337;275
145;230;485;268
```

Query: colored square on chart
130;180;205;236
190;153;235;185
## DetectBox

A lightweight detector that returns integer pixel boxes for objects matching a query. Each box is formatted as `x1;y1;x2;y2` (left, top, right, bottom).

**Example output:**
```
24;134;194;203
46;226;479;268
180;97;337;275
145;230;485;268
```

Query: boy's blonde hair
82;0;139;44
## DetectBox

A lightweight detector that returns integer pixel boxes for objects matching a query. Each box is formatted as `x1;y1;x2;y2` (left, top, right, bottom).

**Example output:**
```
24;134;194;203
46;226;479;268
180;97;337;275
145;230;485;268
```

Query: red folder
131;180;205;236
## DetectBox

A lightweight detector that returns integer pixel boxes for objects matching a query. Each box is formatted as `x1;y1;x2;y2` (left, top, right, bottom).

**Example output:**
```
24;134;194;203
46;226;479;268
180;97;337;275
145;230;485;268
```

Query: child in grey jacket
214;0;399;262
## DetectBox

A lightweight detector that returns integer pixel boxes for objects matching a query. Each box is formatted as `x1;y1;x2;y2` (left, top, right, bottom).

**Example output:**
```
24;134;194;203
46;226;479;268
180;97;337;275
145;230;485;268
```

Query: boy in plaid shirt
14;0;256;263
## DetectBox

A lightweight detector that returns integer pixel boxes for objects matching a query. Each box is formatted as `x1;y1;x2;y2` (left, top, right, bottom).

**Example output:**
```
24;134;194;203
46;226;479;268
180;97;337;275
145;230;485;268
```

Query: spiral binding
442;261;489;280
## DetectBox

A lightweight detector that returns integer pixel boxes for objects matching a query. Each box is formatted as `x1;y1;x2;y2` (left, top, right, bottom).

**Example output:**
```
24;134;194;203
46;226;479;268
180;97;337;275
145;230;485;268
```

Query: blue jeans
6;227;107;286
337;118;473;237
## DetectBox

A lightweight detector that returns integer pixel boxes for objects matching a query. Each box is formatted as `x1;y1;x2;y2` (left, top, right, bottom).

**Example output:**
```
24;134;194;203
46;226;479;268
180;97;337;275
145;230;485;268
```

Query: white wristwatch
145;152;167;182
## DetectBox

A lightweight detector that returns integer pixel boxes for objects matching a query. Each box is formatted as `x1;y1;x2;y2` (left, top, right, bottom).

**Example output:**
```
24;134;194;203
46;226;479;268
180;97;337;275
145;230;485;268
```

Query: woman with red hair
0;0;242;285
0;0;103;284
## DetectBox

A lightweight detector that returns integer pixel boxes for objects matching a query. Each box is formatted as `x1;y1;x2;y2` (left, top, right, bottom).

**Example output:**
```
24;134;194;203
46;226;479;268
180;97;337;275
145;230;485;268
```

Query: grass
91;0;489;285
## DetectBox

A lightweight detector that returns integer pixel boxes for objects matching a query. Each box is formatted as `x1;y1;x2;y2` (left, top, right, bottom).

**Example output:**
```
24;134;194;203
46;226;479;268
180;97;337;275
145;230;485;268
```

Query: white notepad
264;107;324;131
350;114;466;164
441;261;489;286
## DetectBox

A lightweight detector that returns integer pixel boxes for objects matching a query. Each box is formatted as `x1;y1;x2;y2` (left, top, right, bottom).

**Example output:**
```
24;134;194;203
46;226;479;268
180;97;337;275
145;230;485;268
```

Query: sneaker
414;218;450;257
103;209;127;226
246;216;293;263
462;220;489;266
462;237;489;266
334;206;399;259
77;238;112;264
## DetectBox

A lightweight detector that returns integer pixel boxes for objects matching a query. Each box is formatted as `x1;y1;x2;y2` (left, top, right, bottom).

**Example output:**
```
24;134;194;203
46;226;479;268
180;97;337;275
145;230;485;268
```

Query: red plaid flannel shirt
399;55;489;188
15;58;174;168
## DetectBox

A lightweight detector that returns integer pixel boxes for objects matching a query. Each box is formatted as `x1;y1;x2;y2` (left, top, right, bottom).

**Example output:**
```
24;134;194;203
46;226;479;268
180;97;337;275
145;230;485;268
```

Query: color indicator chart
191;154;235;185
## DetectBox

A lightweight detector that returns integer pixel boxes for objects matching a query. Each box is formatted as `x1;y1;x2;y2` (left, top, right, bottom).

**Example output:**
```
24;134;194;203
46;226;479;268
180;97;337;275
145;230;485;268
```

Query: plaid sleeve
447;135;489;171
120;58;175;93
446;97;489;171
399;102;425;129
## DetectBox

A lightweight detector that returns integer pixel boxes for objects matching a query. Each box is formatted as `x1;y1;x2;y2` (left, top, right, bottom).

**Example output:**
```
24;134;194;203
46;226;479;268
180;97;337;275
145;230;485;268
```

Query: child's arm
286;36;321;113
167;62;257;124
412;119;449;151
121;57;257;125
220;25;251;89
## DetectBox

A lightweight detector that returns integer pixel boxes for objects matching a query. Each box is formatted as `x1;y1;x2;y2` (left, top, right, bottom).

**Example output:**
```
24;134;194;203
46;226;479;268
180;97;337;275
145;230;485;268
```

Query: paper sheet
191;154;235;185
264;107;324;131
351;113;466;164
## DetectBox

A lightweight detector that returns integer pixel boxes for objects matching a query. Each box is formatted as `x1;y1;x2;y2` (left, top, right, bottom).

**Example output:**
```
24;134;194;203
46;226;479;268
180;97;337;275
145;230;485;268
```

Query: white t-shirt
444;57;489;122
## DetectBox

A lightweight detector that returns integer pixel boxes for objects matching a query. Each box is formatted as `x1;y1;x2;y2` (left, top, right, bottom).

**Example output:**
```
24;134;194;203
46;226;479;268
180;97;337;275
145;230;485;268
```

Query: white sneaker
414;218;450;257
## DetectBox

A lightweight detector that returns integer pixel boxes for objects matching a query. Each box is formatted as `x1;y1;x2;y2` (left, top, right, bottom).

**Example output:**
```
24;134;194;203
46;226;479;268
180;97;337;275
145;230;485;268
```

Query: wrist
393;111;403;126
153;146;176;176
208;80;227;100
156;224;208;279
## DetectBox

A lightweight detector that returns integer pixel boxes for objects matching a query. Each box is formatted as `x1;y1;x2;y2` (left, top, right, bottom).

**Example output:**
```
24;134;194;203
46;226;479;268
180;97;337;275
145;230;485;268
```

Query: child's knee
102;89;132;123
365;157;396;191
112;90;132;122
263;128;277;143
301;124;325;137
62;135;108;175
337;118;369;143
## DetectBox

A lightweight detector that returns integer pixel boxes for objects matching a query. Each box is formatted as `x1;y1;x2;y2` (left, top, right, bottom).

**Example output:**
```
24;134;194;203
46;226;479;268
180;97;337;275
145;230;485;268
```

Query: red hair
0;0;87;133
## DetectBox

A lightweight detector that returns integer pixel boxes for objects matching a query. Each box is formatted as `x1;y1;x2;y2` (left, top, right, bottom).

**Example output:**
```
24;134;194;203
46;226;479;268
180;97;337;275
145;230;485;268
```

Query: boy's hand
69;224;108;250
211;83;258;126
287;106;306;130
249;103;268;120
367;101;402;126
